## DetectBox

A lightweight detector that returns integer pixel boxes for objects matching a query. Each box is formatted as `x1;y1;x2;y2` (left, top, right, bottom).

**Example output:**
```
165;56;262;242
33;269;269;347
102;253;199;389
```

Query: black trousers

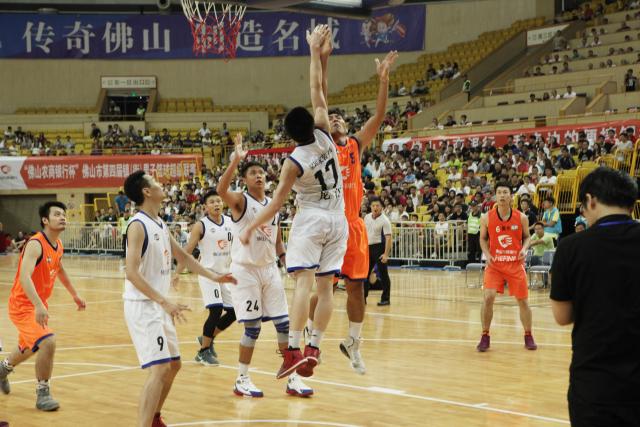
569;389;640;427
364;243;391;302
467;233;481;264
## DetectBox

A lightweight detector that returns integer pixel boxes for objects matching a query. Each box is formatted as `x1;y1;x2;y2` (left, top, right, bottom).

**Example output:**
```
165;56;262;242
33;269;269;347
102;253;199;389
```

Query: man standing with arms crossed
477;182;537;352
307;29;397;374
0;202;86;411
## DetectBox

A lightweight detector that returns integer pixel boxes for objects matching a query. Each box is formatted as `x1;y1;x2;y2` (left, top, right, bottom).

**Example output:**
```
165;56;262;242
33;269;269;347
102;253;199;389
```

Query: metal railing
280;220;469;265
61;220;470;264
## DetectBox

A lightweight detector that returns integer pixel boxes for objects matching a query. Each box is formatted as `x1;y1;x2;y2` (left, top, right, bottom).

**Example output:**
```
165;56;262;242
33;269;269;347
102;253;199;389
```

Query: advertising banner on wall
404;120;639;151
0;155;202;190
0;6;425;59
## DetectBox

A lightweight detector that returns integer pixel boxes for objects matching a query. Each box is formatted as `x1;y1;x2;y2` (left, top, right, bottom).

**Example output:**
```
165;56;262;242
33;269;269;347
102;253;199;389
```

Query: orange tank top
9;232;64;309
335;136;363;220
487;208;523;264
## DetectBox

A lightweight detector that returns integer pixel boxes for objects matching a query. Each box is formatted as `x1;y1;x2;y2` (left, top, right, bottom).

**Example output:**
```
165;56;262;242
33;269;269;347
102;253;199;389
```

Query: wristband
278;253;286;259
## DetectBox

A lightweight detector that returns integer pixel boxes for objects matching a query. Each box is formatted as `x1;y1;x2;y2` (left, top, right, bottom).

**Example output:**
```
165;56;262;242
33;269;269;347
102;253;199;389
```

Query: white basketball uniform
286;128;349;275
230;193;288;323
123;211;180;368
197;215;233;309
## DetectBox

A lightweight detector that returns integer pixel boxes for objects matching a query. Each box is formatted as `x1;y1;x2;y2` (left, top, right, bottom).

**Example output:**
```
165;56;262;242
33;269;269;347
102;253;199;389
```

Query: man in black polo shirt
550;167;640;426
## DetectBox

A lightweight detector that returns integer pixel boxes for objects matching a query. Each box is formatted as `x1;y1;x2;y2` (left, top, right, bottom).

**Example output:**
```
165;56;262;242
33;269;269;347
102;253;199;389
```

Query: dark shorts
569;389;640;427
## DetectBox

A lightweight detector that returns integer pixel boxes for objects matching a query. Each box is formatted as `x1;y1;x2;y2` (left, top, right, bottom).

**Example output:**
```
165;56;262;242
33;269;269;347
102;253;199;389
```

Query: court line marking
209;364;570;424
0;338;571;356
0;280;569;333
4;351;570;424
168;421;361;427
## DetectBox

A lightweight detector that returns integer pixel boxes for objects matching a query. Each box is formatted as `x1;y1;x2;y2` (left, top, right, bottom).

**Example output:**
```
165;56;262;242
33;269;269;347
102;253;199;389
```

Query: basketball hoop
181;0;246;60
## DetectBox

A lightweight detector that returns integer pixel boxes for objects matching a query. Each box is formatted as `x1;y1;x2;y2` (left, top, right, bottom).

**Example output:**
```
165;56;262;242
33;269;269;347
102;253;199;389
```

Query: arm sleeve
550;240;572;301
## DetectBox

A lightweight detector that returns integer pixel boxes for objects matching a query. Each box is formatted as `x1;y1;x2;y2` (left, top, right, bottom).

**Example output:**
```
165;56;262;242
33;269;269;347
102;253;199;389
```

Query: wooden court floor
0;255;572;427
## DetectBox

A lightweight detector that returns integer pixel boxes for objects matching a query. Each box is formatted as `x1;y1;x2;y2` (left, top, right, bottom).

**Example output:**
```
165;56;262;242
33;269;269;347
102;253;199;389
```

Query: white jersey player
122;171;235;427
218;139;313;398
176;190;237;366
238;25;348;383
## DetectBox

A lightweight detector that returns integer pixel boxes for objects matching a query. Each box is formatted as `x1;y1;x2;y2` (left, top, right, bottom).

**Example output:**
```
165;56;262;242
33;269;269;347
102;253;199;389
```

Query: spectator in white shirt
398;82;408;96
433;213;449;258
517;175;537;196
615;132;634;162
198;122;211;139
563;85;577;98
539;167;558;185
364;198;393;305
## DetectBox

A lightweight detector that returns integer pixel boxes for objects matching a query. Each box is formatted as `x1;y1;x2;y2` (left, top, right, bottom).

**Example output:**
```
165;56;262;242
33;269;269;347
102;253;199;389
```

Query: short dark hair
495;181;512;193
39;201;67;228
328;108;343;118
284;106;315;144
370;196;383;205
239;161;266;177
203;189;220;203
533;221;544;228
123;170;150;205
544;195;555;204
579;167;638;209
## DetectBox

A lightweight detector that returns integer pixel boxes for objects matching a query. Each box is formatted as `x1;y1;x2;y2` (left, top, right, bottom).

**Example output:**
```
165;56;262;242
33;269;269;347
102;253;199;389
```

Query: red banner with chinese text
0;155;202;190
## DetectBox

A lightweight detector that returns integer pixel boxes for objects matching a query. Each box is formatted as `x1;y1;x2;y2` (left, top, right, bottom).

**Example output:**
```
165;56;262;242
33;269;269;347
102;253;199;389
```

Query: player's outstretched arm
19;240;49;327
126;221;190;322
217;133;247;219
174;221;203;277
239;159;298;245
170;235;237;285
355;51;398;154
58;264;86;310
319;25;333;105
307;25;331;134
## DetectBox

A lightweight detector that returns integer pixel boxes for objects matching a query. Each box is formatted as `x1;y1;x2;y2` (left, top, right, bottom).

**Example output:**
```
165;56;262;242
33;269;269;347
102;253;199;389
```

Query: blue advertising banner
0;6;424;59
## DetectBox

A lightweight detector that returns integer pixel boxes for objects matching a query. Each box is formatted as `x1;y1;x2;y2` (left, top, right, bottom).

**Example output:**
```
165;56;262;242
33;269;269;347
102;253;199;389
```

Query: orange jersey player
0;201;86;412
477;182;537;353
306;30;398;375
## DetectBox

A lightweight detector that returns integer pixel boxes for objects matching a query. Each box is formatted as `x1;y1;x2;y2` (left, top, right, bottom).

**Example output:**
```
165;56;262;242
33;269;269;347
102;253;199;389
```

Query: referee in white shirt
364;198;393;306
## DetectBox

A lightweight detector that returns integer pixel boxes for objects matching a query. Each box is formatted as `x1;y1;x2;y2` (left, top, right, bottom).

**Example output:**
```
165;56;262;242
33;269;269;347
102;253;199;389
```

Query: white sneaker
233;375;263;398
286;373;314;397
339;336;366;375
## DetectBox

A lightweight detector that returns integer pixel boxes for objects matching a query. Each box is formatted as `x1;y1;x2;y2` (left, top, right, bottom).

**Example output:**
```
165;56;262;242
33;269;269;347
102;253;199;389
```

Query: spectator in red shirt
0;222;10;254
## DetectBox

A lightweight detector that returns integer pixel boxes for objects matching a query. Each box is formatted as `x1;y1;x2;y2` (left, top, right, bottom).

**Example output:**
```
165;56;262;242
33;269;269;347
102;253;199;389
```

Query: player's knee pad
273;317;289;343
240;321;261;348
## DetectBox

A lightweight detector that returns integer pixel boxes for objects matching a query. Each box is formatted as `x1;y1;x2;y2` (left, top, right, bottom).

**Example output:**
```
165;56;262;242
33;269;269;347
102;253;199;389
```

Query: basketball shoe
233;375;263;398
286;373;314;397
296;345;320;377
340;336;366;375
476;334;490;352
276;348;307;379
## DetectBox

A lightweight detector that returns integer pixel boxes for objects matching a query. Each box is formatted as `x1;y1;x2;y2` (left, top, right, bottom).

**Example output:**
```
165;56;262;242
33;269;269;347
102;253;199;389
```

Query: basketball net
181;0;246;60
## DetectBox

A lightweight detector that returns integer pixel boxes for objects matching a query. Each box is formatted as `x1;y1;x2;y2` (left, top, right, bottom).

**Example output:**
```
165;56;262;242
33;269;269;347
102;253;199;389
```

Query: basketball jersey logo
258;224;273;238
498;235;513;248
216;239;229;250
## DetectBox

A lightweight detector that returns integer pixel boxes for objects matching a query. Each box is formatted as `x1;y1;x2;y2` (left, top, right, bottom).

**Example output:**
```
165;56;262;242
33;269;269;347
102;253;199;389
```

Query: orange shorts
8;304;54;352
483;263;528;300
340;217;369;281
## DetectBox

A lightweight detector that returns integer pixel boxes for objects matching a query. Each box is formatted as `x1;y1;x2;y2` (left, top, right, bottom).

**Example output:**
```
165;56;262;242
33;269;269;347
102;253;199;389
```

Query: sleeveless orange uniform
8;232;63;351
483;208;529;299
335;136;369;280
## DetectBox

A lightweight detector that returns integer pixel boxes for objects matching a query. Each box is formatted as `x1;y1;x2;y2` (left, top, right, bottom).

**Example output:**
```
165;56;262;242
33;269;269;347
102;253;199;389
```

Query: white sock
309;330;324;348
238;362;249;376
36;379;49;391
306;318;313;332
348;321;363;340
288;330;302;349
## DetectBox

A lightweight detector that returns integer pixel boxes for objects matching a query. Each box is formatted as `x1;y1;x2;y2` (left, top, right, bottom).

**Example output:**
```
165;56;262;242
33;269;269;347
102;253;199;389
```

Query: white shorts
198;276;233;309
124;299;180;368
286;210;348;276
229;262;288;323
